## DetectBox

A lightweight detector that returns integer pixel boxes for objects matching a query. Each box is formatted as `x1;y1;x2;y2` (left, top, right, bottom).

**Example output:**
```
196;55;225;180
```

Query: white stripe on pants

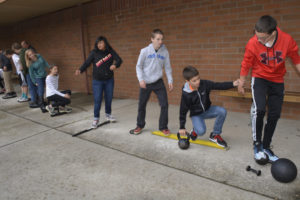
251;77;257;141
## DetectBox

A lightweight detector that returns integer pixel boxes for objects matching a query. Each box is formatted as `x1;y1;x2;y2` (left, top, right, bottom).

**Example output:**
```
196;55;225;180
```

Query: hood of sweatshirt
148;43;167;53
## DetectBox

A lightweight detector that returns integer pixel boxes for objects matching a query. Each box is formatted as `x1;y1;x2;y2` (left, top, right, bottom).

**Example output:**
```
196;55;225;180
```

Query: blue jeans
26;74;37;103
92;78;114;120
36;77;46;98
191;105;227;136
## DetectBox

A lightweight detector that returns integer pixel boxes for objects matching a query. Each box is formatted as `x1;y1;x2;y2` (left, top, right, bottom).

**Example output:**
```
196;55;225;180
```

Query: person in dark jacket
21;41;36;53
1;50;17;99
75;36;122;128
0;49;6;94
179;66;239;147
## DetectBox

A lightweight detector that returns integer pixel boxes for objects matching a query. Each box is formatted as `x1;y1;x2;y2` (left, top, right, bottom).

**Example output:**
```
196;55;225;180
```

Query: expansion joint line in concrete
0;108;274;200
77;137;274;200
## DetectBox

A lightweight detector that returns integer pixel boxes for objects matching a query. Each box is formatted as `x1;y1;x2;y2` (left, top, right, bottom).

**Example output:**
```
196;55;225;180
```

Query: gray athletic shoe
106;114;116;122
91;120;99;129
46;105;56;115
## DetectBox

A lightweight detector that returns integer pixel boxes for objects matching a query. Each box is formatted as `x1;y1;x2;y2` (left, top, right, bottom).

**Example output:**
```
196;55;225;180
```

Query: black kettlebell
177;132;190;150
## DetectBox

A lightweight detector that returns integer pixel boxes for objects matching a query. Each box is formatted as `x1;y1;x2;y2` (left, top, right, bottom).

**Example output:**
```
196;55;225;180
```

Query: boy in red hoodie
238;15;300;163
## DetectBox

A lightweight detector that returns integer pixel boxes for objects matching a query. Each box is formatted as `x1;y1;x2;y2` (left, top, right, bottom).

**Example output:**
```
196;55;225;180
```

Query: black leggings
0;77;4;89
251;77;284;149
47;90;71;107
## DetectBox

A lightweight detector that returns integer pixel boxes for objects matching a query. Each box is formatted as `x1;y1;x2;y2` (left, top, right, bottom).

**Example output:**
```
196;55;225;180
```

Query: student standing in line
129;29;173;136
238;15;300;162
25;49;50;109
75;36;122;128
1;50;17;99
9;43;29;102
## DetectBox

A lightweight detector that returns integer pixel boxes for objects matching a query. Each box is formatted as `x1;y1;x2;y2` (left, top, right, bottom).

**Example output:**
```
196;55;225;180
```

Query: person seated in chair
46;65;72;115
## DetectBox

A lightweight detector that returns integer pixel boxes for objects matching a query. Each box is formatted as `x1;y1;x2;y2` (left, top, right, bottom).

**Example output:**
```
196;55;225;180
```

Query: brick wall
0;28;12;51
1;0;300;119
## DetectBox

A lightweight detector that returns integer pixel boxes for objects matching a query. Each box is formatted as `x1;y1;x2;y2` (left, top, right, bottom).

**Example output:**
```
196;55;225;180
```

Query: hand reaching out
238;79;245;94
75;69;81;76
233;79;240;87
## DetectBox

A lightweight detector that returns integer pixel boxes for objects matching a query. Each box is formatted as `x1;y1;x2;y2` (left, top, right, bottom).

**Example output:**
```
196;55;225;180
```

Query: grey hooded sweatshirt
136;43;173;84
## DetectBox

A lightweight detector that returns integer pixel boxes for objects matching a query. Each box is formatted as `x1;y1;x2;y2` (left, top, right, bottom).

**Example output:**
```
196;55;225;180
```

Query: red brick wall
0;28;12;51
1;0;300;119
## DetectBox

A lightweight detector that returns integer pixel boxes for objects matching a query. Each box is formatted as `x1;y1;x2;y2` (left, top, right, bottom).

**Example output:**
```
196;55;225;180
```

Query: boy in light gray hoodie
130;29;173;136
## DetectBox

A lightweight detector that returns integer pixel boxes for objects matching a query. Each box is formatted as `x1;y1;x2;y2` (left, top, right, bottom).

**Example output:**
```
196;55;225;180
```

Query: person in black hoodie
179;66;239;147
75;36;122;128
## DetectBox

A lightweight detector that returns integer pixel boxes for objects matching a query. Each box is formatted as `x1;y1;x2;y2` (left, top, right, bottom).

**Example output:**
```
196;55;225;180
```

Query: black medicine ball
271;158;297;183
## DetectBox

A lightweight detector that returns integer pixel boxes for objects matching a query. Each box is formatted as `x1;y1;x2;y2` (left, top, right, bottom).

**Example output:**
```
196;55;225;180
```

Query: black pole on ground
72;121;110;137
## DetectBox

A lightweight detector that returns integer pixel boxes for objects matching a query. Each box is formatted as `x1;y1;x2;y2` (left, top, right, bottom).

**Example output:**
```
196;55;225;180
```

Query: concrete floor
0;92;299;200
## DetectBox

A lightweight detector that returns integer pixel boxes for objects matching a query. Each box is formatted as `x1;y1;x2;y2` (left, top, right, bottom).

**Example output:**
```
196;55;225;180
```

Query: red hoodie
240;28;300;83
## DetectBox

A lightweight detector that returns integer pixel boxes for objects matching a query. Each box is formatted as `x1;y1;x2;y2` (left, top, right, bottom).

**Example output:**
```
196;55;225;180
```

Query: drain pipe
79;3;90;94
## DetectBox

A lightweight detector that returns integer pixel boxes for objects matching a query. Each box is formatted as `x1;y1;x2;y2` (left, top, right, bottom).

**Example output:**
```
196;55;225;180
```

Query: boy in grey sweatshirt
130;29;173;136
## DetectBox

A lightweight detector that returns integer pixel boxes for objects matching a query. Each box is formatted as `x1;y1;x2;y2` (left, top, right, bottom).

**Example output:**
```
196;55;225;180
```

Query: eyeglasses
256;34;273;43
255;31;274;44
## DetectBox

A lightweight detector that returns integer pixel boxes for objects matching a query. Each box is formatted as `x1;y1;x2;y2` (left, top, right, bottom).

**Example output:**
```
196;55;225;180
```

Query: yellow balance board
152;131;226;150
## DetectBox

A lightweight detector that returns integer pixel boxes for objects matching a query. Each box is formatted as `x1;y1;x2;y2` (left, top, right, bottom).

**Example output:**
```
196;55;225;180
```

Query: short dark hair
183;66;199;81
255;15;277;34
12;42;22;50
151;29;164;38
4;49;14;55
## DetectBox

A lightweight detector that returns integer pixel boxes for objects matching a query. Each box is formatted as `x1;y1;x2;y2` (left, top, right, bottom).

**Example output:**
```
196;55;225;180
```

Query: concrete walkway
0;92;299;200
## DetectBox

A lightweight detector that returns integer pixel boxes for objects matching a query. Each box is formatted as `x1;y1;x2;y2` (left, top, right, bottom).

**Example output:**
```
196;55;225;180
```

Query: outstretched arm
75;52;94;75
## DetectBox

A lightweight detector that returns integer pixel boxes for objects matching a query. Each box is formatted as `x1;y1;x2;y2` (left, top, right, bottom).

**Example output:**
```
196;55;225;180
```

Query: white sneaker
263;148;279;162
106;114;116;122
254;142;268;164
17;97;24;102
18;97;29;102
91;120;99;129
